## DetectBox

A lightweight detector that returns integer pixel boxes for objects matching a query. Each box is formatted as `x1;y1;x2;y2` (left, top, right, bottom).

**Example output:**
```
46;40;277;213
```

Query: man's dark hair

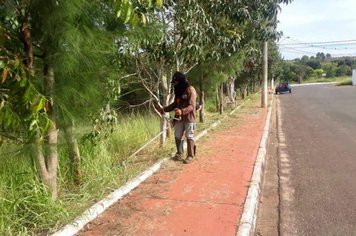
172;71;189;97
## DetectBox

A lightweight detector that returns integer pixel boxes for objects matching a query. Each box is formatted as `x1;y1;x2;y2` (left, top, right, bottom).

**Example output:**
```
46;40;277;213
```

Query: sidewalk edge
236;96;274;236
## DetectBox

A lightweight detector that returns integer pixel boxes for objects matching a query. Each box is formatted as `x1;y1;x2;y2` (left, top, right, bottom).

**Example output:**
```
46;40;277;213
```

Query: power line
278;39;356;46
279;36;356;58
279;45;317;55
290;44;356;50
280;47;356;57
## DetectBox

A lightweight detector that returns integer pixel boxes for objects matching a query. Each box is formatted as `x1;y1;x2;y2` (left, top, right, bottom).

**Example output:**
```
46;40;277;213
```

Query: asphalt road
256;84;356;236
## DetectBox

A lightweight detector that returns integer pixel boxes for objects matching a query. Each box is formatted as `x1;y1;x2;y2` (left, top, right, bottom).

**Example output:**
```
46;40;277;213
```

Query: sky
277;0;356;60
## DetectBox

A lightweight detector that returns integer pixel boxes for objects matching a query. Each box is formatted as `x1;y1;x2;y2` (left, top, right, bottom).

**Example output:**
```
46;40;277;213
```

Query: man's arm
163;101;177;113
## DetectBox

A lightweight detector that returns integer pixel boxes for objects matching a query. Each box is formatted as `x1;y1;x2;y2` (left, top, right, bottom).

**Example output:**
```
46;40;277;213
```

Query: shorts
174;122;195;140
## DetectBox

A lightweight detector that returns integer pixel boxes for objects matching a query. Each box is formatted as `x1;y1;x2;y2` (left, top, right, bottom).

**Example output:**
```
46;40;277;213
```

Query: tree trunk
64;120;82;185
159;73;172;146
240;86;246;100
215;85;219;111
199;74;205;123
20;15;34;74
271;76;275;93
35;63;58;200
227;77;236;107
298;76;302;84
18;11;58;197
159;116;168;147
219;83;224;114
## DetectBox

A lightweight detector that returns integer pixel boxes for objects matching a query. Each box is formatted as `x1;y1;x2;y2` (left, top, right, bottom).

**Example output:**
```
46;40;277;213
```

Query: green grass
293;76;351;84
0;149;68;235
0;114;169;235
336;78;353;86
0;95;259;235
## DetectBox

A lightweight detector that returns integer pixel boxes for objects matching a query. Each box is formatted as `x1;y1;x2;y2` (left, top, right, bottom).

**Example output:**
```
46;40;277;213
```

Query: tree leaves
0;54;50;143
1;68;8;84
114;0;164;25
0;0;292;143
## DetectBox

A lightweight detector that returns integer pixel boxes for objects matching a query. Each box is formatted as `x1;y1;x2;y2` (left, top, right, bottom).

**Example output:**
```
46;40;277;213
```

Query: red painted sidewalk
78;103;267;236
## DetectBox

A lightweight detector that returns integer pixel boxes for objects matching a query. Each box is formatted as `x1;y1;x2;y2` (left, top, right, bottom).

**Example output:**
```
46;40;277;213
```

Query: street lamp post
262;41;268;108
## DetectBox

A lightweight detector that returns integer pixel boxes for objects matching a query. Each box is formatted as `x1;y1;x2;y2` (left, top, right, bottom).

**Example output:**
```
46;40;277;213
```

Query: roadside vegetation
1;0;292;234
336;77;353;86
290;76;351;84
279;52;356;85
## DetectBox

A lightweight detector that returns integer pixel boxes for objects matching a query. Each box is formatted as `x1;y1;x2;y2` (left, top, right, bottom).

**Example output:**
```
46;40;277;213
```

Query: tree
301;55;309;64
322;62;337;78
279;61;296;82
316;52;326;61
306;59;321;70
1;0;124;198
268;41;284;86
336;64;351;76
245;0;293;107
1;0;295;204
294;64;309;83
0;2;51;144
313;69;324;78
236;46;261;98
326;53;332;61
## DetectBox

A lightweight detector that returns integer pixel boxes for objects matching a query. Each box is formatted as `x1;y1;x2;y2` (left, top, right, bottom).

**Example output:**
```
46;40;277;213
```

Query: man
160;71;197;164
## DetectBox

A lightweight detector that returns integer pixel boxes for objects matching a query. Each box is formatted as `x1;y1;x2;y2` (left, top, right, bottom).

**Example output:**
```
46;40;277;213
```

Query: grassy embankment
296;76;352;85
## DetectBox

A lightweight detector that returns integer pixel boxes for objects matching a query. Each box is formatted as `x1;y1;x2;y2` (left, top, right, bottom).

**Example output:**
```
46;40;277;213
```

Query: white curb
236;97;273;236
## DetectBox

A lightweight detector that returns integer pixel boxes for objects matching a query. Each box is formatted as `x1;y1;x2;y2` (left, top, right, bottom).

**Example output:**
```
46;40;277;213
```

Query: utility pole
261;41;268;108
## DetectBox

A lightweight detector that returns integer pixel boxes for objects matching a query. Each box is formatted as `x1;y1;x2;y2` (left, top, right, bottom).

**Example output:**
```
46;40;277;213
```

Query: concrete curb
236;96;273;236
52;99;249;236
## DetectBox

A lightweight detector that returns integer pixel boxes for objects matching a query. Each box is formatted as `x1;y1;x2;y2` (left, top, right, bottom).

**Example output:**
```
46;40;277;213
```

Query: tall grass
0;113;173;235
336;78;353;86
301;76;351;84
0;146;68;235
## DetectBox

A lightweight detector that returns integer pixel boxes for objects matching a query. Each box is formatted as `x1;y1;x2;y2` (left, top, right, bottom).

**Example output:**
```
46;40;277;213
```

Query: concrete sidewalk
76;99;269;236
